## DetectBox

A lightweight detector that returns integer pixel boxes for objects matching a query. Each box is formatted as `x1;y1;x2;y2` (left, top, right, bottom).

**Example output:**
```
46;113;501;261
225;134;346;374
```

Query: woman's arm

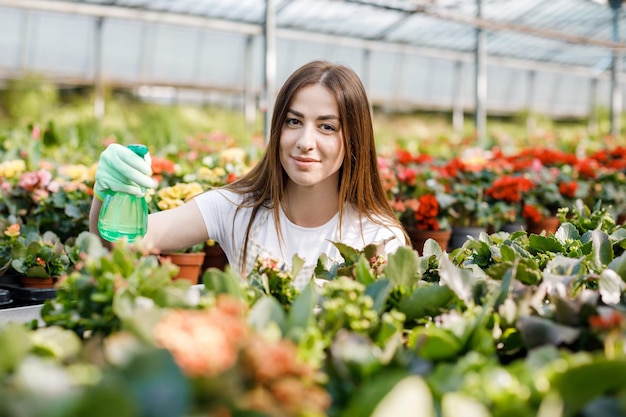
89;197;209;253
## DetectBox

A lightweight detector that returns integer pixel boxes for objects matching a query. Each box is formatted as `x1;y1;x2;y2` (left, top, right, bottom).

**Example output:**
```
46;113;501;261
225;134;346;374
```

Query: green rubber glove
94;143;156;200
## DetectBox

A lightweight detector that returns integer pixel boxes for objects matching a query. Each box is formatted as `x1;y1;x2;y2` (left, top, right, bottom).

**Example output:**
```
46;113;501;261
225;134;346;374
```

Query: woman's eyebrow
287;109;339;121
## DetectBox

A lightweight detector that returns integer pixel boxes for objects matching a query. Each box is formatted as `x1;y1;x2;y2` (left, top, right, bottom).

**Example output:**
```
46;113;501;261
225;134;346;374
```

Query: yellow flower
219;147;247;164
157;198;184;211
197;167;226;183
58;164;92;183
0;160;26;179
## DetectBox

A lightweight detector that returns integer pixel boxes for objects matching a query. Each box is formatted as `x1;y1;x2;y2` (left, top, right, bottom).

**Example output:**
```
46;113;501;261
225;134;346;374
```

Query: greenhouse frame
1;0;626;140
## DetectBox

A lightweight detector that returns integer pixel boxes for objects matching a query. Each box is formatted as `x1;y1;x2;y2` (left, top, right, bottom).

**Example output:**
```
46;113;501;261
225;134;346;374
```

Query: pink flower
18;171;41;192
31;125;41;139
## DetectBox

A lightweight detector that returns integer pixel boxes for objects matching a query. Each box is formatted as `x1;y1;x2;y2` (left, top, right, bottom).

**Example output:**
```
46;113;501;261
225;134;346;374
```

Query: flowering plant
0;160;94;241
0;221;21;274
441;153;495;228
147;182;206;253
485;174;534;227
10;228;71;279
381;151;453;231
519;162;586;222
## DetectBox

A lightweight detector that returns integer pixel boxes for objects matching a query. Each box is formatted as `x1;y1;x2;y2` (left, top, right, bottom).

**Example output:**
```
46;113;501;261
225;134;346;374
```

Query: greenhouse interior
2;0;626;416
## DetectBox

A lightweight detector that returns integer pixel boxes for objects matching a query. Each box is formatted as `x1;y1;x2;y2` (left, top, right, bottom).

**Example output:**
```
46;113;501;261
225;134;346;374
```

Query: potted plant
10;228;71;288
149;181;208;283
0;221;21;276
382;151;453;253
484;173;535;232
440;155;495;249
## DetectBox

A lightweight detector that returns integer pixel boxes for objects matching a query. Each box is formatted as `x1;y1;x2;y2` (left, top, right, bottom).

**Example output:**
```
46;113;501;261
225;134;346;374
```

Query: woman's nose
296;124;315;151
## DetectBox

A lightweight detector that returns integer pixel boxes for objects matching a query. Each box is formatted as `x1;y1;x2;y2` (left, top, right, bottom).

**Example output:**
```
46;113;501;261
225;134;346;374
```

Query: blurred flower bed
380;145;626;232
3;123;626;415
1;201;626;416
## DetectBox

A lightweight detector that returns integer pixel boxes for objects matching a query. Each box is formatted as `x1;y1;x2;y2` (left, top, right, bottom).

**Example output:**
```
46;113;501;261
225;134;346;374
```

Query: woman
90;60;409;289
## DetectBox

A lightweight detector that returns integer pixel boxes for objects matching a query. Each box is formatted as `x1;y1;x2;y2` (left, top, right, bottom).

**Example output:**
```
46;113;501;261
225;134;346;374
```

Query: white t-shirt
193;189;407;290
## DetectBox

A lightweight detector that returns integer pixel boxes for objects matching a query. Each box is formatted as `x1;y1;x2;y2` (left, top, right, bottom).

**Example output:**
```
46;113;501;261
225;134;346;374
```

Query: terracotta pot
525;216;560;235
406;227;451;254
449;226;487;250
21;276;56;288
161;252;206;284
202;243;229;272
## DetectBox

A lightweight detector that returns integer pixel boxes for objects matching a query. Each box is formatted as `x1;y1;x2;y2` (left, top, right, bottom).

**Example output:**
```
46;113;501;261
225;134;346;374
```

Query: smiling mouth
292;156;318;163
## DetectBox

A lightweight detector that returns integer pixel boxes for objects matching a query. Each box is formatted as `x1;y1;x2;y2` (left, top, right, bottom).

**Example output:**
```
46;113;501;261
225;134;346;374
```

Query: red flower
558;181;578;198
414;194;441;230
589;310;623;330
486;175;534;203
416;194;439;218
522;205;542;222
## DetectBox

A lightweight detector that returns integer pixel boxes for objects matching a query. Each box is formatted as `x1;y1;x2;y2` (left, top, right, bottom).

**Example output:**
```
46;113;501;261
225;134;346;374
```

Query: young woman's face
279;84;345;190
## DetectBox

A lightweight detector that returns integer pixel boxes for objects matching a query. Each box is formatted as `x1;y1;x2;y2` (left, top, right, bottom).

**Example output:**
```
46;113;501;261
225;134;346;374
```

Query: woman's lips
292;155;319;168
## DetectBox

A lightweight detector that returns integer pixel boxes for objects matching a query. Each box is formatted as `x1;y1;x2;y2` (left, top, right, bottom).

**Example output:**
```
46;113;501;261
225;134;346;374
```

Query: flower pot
406;227;451;254
202;243;229;272
161;252;206;284
525;216;560;235
449;226;487;250
20;276;56;288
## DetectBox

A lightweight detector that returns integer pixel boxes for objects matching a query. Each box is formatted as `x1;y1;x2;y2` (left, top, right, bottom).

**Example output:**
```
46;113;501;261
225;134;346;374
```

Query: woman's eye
286;118;301;126
320;124;336;132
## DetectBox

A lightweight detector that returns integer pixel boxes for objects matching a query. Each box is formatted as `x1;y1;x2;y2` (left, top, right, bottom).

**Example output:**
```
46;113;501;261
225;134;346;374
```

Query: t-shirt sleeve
191;189;241;246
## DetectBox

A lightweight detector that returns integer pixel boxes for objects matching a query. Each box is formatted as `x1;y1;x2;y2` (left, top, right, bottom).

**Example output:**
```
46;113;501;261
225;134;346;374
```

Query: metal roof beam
345;0;626;51
0;0;261;35
0;0;616;78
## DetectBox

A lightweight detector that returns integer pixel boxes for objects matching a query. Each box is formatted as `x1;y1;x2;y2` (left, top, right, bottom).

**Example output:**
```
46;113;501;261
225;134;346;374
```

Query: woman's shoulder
194;188;246;204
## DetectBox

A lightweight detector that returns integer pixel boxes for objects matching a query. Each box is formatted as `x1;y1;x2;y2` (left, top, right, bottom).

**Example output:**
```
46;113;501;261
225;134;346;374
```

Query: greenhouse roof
0;0;626;73
5;0;626;75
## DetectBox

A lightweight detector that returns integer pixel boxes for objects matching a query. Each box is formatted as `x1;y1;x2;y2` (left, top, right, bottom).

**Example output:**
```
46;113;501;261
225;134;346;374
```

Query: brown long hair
225;60;408;270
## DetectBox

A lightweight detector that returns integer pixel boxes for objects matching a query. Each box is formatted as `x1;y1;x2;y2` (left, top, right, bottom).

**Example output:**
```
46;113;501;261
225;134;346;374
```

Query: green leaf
339;370;410;417
384;246;419;287
372;375;435;417
247;296;286;333
529;234;565;253
516;316;580;349
438;256;479;305
408;326;463;361
202;267;244;299
121;349;191;417
286;282;318;335
500;244;516;262
442;392;491;417
0;322;32;375
355;256;375;285
598;269;625;305
555;223;580;242
398;284;454;321
291;253;304;277
607;248;626;282
551;359;626;415
365;279;393;314
31;326;82;360
590;229;613;270
332;241;361;265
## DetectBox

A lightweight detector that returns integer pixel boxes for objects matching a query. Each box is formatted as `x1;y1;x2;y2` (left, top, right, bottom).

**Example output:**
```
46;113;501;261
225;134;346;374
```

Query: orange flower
153;296;248;377
4;224;20;238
